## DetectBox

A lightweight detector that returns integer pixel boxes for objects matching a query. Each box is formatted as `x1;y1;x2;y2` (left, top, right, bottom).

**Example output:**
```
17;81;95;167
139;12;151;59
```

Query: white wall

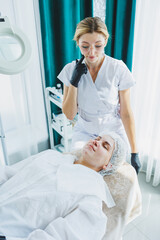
0;0;49;165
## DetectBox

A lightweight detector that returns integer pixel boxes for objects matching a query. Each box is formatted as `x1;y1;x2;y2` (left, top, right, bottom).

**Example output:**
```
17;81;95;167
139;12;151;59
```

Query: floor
122;172;160;240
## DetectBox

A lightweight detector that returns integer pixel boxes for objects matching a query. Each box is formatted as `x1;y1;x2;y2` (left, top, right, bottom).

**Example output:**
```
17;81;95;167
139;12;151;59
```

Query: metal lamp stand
0;113;9;165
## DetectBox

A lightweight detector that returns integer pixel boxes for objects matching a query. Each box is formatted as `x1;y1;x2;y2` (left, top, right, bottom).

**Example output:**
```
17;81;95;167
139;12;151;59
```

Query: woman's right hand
70;55;87;87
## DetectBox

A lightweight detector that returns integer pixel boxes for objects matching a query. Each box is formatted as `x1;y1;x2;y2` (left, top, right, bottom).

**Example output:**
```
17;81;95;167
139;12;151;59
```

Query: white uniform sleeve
57;62;75;87
117;60;136;91
21;196;107;240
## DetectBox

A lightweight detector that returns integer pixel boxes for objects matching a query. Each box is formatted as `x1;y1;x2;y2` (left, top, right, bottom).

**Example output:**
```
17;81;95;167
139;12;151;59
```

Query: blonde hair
73;17;109;43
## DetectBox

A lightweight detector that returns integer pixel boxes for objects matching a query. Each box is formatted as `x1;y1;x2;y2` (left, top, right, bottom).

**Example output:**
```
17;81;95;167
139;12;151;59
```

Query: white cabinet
46;87;73;152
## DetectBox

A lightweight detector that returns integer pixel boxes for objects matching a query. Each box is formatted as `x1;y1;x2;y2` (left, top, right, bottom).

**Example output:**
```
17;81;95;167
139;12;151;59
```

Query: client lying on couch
0;132;127;240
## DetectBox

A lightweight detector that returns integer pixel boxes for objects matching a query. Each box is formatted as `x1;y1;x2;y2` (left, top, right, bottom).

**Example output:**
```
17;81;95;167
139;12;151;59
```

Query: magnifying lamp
0;16;32;74
0;16;32;165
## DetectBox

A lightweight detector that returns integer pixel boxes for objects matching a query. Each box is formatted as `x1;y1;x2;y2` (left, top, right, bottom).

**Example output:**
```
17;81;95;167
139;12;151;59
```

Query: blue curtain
105;0;136;70
39;0;93;146
39;0;93;87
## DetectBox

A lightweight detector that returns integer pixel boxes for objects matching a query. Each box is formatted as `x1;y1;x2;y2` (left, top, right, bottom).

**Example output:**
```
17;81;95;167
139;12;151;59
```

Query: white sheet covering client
0;133;126;240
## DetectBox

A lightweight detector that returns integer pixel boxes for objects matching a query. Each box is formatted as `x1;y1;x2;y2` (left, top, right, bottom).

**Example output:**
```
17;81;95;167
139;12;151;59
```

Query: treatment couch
71;149;142;240
102;161;141;239
1;149;141;240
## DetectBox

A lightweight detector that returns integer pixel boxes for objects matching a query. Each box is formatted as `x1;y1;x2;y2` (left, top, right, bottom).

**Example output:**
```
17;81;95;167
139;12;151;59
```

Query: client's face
82;135;115;171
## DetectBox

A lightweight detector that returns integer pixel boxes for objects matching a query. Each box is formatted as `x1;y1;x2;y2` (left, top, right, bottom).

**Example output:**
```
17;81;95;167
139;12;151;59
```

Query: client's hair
99;132;127;176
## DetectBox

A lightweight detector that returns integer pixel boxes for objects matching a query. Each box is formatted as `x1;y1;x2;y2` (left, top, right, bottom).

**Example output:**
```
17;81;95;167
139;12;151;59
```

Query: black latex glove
131;153;141;174
70;55;87;87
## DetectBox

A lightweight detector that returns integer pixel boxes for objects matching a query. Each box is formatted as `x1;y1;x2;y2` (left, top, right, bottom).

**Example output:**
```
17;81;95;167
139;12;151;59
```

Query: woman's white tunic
58;54;135;149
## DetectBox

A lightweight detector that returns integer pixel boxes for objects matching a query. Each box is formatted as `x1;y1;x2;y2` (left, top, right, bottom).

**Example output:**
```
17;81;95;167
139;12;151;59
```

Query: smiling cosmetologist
57;17;141;174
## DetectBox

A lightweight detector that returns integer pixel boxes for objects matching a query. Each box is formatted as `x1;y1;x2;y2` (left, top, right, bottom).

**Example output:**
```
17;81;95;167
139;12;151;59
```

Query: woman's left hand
131;153;141;174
